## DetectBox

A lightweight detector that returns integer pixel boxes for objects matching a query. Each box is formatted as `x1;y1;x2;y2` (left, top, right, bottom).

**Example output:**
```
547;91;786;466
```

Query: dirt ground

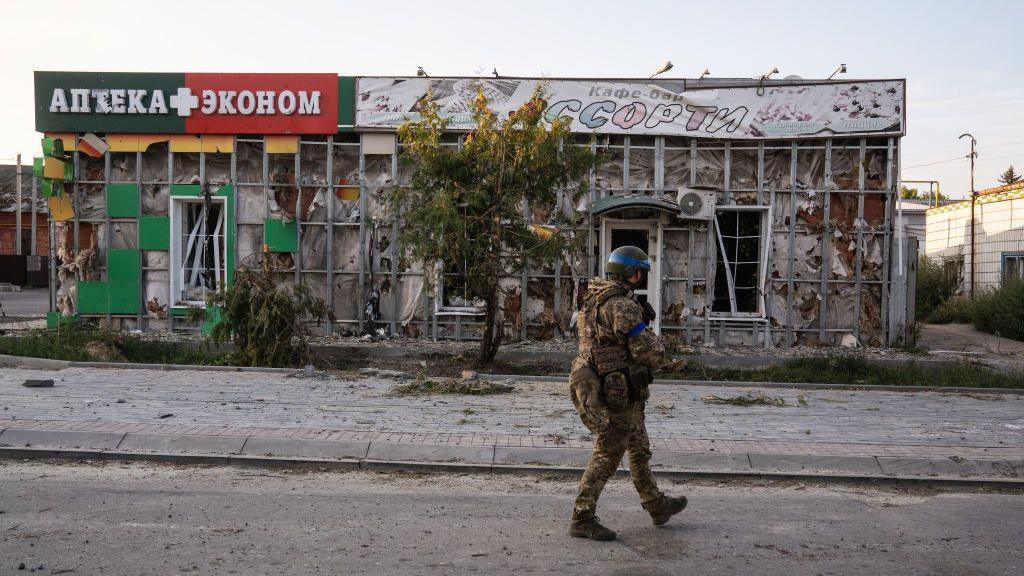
918;323;1024;373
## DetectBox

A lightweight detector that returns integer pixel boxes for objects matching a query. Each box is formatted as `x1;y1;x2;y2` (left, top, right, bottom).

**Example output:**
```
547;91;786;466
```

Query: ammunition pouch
627;364;652;402
601;371;629;412
591;345;652;410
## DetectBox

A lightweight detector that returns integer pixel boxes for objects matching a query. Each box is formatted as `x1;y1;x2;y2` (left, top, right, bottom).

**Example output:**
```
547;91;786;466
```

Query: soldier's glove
580;383;608;429
641;301;657;324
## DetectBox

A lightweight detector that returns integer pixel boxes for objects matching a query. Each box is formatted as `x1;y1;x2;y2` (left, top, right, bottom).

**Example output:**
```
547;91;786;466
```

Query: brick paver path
1;367;1023;459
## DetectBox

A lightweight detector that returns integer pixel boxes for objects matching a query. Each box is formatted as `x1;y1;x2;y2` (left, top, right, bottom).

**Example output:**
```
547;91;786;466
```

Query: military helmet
606;245;651;278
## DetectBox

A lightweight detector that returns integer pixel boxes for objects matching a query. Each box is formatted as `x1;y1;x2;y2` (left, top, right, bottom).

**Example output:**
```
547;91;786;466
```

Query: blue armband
626;321;647;338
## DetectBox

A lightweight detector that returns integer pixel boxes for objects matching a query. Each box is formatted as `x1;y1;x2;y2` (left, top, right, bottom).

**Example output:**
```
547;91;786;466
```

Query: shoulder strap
590;283;627;339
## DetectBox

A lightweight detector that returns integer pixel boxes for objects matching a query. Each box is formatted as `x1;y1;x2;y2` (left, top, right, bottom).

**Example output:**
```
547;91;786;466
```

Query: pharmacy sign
35;71;341;134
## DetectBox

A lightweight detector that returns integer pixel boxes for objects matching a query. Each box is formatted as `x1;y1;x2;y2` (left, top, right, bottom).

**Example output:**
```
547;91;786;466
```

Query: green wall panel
170;184;202;196
264;218;298;253
107;184;140;218
108;282;140;314
107;249;141;284
77;281;108;314
139;216;170;250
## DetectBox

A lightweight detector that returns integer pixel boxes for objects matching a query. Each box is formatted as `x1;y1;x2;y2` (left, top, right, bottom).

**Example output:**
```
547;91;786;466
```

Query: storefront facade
34;71;909;346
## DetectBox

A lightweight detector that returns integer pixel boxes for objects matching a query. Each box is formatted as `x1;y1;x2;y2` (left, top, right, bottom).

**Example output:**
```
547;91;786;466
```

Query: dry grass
389;377;515;397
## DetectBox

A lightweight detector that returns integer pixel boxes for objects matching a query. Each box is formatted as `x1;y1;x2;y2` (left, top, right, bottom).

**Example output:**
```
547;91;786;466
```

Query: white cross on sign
169;87;199;117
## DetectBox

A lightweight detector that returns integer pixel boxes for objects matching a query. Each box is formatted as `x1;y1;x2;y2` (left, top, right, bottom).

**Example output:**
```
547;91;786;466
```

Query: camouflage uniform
570;277;666;521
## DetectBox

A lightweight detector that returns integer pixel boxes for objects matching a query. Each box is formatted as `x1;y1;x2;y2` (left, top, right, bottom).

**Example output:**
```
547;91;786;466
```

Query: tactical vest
578;282;632;378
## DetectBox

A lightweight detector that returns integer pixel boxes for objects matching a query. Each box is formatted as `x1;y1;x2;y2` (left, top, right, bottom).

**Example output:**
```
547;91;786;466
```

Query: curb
496;374;1024;395
0;354;70;371
1;446;1022;490
0;351;1020;394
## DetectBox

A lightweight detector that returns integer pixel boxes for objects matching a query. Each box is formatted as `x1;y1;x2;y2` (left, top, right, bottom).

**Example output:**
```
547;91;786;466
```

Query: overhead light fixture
698;68;711;79
827;63;847;79
650;61;674;78
417;67;428;77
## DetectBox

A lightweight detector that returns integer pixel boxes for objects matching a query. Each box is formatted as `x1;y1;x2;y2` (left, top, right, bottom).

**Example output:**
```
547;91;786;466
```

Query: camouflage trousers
570;385;663;520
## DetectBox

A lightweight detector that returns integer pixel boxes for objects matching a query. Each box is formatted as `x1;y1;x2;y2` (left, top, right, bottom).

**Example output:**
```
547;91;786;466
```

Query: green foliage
921;280;1024;341
659;354;1024;388
392;83;595;364
901;186;948;202
971;280;1024;341
193;263;333;367
926;296;973;324
916;256;960;320
0;324;228;365
998;165;1022;186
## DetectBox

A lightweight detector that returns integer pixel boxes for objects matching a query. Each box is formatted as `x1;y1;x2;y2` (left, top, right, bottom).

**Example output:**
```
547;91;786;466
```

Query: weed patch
701;391;793;407
660;355;1024;389
389;376;515;397
0;325;229;365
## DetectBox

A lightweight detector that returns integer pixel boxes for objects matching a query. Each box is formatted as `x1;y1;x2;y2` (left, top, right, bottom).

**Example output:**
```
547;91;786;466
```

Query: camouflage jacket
576;278;665;372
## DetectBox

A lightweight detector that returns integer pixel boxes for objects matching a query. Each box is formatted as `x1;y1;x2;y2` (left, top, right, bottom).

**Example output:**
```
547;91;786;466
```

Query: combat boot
569;515;617;541
644;495;687;526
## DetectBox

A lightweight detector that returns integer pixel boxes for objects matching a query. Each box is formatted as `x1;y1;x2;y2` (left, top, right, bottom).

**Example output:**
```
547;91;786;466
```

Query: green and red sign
35;71;353;134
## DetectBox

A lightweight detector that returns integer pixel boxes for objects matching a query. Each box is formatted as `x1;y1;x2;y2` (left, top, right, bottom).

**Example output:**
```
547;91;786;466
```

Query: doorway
600;218;660;333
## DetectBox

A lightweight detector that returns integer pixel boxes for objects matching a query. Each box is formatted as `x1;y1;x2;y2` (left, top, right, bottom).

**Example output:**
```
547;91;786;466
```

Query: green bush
971;280;1024;341
927;296;973;324
194;262;333;367
916;256;960;321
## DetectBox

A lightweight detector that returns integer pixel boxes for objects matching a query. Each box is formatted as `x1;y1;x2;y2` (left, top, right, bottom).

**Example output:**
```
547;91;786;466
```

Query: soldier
568;245;687;541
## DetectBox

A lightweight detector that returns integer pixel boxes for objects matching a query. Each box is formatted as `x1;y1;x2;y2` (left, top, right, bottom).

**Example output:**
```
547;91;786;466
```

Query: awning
587;194;680;216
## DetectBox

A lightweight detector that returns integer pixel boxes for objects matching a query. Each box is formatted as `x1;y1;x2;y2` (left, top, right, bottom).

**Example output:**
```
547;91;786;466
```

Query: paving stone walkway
1;366;1023;479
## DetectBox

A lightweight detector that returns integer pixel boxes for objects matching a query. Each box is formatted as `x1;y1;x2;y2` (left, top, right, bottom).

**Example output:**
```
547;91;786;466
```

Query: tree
901;185;948;202
900;186;921;200
392;85;595;365
998;165;1022;186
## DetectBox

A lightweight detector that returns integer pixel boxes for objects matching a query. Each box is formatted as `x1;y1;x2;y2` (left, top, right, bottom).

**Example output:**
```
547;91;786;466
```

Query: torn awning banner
356;77;904;139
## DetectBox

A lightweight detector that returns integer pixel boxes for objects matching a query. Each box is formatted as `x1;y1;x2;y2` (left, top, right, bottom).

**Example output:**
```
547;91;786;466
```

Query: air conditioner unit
676;187;717;220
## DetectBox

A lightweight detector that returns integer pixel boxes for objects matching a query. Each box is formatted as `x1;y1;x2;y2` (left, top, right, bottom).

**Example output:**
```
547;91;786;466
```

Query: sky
1;0;1022;199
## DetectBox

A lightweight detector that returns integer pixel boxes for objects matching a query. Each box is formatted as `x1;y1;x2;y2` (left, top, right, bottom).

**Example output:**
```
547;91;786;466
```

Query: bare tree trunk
477;278;502;366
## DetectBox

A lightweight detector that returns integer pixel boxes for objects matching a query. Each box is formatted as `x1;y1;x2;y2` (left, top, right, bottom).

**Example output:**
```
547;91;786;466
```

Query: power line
903;151;1023;170
902;156;967;169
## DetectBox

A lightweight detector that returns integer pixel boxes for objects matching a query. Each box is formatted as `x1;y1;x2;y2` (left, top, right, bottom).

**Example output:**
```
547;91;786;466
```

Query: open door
600;218;661;334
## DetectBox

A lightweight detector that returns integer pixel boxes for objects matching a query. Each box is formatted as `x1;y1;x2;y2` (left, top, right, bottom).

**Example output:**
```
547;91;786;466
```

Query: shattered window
712;209;764;315
664;137;691;190
628;136;655;192
171;197;227;306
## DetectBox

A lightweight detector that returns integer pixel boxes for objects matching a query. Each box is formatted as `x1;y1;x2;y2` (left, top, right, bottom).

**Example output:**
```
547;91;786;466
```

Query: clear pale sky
2;0;1021;199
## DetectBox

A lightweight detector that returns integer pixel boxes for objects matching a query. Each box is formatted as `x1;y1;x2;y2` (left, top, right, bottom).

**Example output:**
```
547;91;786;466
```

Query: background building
926;181;1024;293
34;72;911;346
0;164;50;287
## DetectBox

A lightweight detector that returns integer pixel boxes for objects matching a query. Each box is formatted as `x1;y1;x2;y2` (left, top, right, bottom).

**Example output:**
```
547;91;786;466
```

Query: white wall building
925;181;1024;293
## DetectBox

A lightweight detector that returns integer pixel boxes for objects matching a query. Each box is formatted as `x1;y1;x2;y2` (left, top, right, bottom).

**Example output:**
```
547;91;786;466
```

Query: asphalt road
1;461;1022;576
0;288;48;319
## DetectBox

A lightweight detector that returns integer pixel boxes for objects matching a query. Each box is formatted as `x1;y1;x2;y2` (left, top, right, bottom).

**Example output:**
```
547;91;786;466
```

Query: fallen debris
701;391;793;407
158;413;174;419
286;365;331;380
389;377;515;396
359;368;413;380
22;379;55;388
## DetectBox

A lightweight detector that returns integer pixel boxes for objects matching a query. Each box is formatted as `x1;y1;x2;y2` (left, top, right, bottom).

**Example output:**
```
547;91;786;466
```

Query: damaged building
33;71;910;346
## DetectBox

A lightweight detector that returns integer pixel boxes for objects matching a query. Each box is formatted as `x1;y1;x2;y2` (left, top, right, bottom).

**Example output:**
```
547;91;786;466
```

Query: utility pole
15;153;22;256
959;133;977;298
